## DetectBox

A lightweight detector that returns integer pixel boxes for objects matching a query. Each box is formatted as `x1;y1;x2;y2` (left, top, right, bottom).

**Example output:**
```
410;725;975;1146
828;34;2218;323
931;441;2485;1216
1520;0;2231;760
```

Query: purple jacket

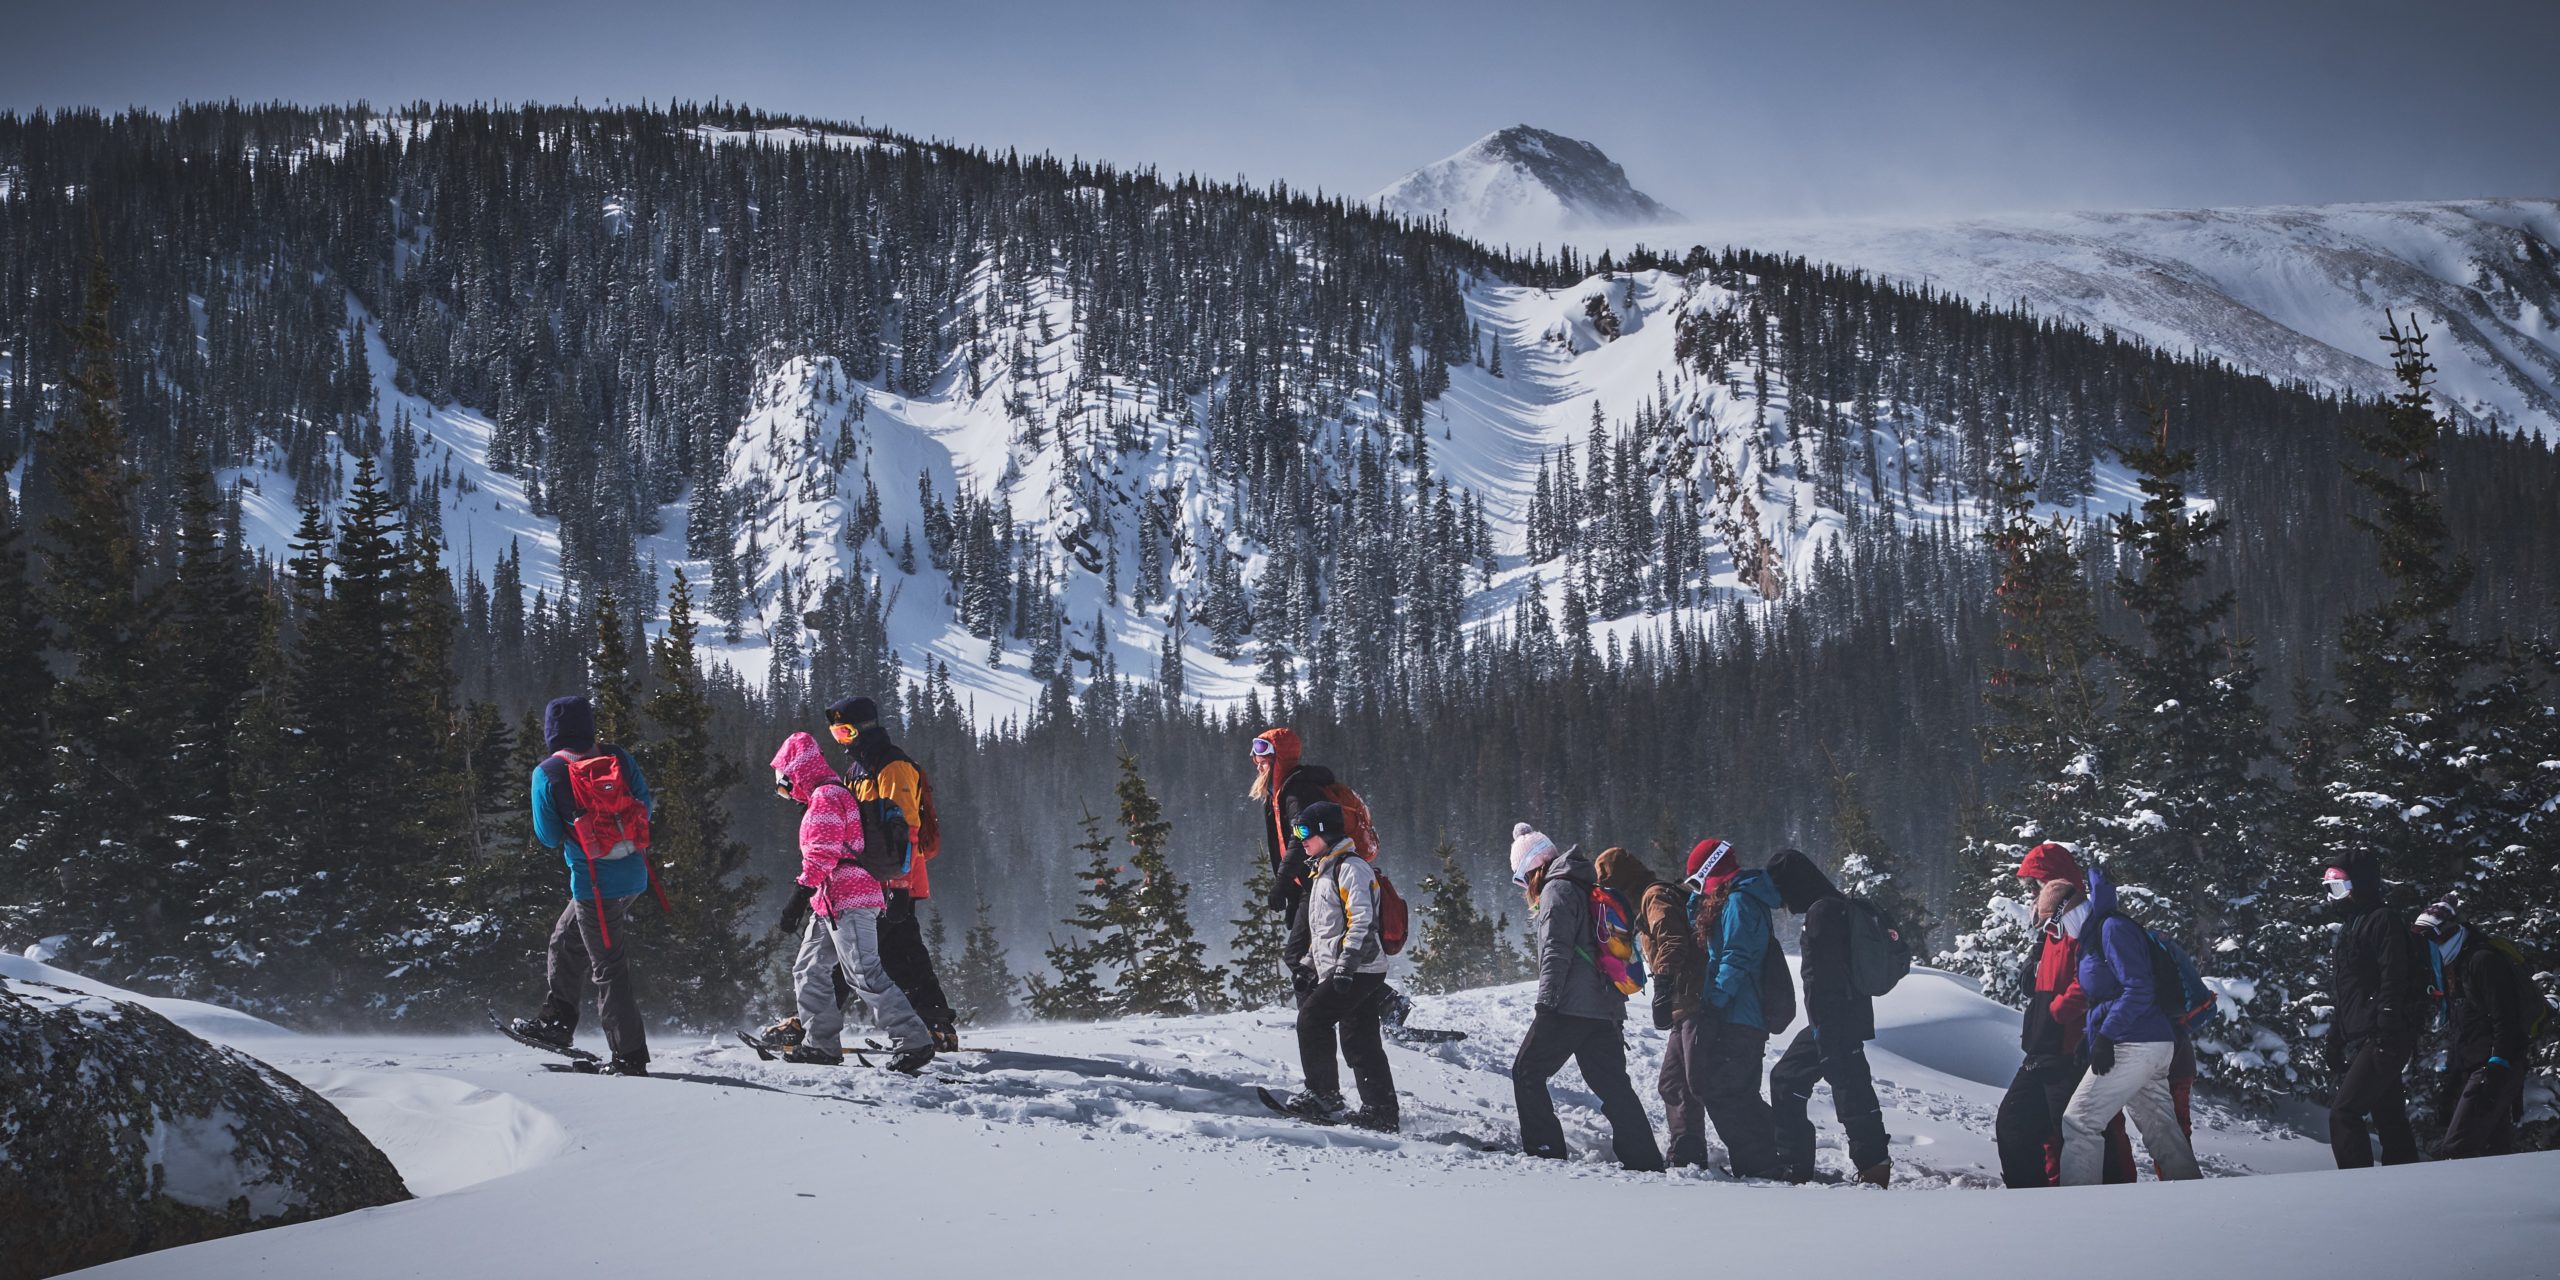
2078;866;2175;1045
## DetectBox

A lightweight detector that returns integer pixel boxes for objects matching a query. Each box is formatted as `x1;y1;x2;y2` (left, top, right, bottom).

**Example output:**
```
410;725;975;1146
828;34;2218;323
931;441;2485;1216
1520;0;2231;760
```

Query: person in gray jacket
1280;801;1398;1131
1509;841;1668;1170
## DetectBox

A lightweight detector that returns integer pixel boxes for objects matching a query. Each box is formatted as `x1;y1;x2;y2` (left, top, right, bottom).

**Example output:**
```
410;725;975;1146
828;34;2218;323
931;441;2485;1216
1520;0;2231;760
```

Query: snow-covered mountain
1621;201;2560;434
22;953;2558;1278
1375;125;1681;243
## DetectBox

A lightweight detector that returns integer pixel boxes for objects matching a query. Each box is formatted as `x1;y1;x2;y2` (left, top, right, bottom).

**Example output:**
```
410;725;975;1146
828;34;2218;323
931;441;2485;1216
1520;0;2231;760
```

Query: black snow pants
1512;1007;1665;1170
2328;1039;2419;1168
1660;1015;1779;1176
877;888;954;1028
2435;1063;2524;1160
1298;972;1395;1113
1769;1024;1890;1175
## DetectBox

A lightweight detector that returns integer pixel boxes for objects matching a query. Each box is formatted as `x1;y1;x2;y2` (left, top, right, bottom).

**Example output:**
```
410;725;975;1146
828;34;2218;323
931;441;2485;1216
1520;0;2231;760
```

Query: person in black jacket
1250;727;1346;1007
1765;849;1892;1186
2322;852;2422;1168
2413;899;2534;1159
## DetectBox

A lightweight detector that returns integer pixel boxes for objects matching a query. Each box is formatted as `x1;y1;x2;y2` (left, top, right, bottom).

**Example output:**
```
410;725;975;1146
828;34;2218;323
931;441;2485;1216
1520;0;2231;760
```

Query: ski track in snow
32;957;2560;1278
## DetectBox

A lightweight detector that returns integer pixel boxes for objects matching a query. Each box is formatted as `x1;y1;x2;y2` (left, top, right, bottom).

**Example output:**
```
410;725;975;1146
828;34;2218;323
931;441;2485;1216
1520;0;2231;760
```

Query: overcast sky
3;0;2550;220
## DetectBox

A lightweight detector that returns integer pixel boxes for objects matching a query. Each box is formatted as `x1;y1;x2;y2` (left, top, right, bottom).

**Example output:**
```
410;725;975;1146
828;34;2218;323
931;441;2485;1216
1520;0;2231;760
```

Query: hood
2019;841;2084;888
1731;867;1782;910
2086;864;2121;920
1594;846;1657;895
1547;844;1597;889
849;723;899;777
1255;727;1303;780
543;695;597;755
769;732;839;804
2331;850;2387;914
1765;848;1838;914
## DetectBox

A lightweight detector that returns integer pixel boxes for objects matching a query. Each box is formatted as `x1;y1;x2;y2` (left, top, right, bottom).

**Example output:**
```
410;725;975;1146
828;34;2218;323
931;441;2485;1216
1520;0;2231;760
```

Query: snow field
20;953;2557;1277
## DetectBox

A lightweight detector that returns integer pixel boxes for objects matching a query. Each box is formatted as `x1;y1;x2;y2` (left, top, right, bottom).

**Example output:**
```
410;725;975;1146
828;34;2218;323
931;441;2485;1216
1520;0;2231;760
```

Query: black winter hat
1765;848;1839;915
544;696;597;754
827;695;880;728
1294;801;1345;842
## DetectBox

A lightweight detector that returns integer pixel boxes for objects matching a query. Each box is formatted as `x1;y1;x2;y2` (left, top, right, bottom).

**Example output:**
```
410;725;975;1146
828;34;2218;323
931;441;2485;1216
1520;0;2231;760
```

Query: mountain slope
1638;201;2560;435
1376;125;1681;243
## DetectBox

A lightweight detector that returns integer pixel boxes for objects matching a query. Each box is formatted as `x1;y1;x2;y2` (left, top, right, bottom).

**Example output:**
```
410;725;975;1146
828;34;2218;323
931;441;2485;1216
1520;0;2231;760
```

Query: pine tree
640;566;763;1025
948;892;1019;1025
1111;748;1229;1015
0;475;52;828
1406;839;1504;993
1227;845;1295;1009
1024;810;1135;1020
1822;754;1935;950
590;589;639;745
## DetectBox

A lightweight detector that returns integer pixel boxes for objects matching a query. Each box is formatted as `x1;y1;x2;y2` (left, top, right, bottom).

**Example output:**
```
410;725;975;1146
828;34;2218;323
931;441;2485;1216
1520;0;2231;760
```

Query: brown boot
1855;1159;1893;1187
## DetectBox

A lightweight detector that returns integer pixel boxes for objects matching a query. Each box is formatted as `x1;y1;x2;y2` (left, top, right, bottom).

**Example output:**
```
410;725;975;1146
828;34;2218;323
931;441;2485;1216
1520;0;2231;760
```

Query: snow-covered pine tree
2093;406;2293;1100
1939;448;2108;1002
1227;848;1294;1010
639;566;764;1025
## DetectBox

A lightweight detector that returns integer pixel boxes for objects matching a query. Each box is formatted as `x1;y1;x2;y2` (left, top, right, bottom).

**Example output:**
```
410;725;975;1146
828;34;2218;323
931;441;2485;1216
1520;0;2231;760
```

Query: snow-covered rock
0;977;410;1275
1376;125;1681;243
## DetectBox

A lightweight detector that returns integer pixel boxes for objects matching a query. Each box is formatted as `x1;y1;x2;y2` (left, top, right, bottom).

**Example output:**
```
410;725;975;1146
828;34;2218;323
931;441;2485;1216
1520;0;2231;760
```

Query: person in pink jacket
770;732;935;1074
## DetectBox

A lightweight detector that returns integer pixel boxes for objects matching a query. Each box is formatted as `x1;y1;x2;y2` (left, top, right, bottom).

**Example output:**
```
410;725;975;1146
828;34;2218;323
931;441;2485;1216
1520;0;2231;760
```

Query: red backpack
549;748;668;947
1321;782;1381;863
1375;868;1409;956
564;751;652;859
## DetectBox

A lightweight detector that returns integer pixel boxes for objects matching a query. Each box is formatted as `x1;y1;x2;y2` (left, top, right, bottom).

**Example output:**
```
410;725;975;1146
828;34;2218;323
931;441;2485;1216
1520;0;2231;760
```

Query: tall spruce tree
948;892;1019;1025
1024;810;1134;1020
1112;748;1228;1015
640;566;763;1024
1406;838;1505;993
1227;843;1294;1009
0;476;52;831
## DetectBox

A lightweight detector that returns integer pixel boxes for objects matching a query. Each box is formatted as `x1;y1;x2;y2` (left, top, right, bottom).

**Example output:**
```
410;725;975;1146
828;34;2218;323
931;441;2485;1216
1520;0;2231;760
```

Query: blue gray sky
4;0;2550;219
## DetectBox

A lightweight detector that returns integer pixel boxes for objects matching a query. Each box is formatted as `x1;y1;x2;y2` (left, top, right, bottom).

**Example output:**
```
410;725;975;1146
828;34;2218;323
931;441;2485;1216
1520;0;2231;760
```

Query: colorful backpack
850;791;913;881
1591;886;1647;995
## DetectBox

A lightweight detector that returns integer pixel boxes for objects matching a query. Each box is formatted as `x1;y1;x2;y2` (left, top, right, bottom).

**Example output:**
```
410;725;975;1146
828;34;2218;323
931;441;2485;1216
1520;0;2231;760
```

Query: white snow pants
2060;1038;2201;1183
791;905;931;1054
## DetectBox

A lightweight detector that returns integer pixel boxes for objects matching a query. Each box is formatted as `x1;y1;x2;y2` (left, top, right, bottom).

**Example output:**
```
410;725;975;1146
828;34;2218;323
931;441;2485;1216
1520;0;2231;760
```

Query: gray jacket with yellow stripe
1307;844;1391;981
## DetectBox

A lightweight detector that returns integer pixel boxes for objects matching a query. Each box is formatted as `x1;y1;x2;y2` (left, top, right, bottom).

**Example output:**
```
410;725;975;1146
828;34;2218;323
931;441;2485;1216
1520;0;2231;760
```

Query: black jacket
1766;849;1875;1043
2327;851;2421;1055
2433;936;2531;1076
1262;765;1336;974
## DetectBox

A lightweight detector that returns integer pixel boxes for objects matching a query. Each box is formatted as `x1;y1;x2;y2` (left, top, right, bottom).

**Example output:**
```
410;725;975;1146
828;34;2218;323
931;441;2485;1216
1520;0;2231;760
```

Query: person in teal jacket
507;696;657;1075
1672;840;1788;1177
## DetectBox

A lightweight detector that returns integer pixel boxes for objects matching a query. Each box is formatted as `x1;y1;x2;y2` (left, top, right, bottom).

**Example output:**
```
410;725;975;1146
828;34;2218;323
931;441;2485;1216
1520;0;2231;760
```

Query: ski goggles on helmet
2323;867;2353;900
1291;821;1321;841
1251;737;1278;759
829;721;859;745
774;770;796;799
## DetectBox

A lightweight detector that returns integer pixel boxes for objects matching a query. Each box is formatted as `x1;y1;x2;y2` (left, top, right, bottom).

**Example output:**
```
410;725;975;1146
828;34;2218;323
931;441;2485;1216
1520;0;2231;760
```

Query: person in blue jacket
2057;865;2201;1182
1675;839;1789;1179
505;695;657;1075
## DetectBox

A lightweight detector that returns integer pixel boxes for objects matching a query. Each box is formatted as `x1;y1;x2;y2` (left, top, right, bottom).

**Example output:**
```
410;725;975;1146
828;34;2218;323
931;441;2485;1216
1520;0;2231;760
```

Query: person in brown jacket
1633;842;1731;1170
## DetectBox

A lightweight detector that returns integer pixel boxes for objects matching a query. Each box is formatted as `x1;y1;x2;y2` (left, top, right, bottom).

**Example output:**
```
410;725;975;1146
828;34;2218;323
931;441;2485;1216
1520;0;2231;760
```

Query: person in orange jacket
828;695;956;1051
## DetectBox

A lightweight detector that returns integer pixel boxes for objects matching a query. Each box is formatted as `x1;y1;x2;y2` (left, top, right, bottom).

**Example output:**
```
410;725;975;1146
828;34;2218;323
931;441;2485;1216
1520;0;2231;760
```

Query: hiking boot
1344;1103;1400;1133
1855;1159;1893;1187
507;1014;575;1050
1281;1089;1346;1121
603;1056;649;1077
781;1043;844;1065
929;1021;961;1052
887;1045;937;1076
760;1016;807;1049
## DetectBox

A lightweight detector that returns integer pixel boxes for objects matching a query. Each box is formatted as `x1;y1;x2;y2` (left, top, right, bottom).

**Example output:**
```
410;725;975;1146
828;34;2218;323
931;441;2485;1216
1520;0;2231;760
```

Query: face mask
2434;929;2466;965
2325;877;2354;901
2058;901;2092;939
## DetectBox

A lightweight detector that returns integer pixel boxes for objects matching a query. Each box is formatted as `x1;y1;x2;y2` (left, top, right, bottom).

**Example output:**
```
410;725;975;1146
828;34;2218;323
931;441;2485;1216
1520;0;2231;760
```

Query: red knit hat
2018;841;2084;888
1685;839;1739;892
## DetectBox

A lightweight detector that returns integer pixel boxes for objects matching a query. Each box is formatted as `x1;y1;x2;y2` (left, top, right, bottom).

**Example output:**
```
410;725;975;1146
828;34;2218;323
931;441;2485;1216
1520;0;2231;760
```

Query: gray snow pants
792;905;931;1054
540;893;649;1065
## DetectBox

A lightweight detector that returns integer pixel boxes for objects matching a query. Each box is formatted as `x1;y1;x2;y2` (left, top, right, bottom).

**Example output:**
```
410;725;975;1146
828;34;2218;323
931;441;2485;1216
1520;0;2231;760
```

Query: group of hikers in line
506;708;2544;1181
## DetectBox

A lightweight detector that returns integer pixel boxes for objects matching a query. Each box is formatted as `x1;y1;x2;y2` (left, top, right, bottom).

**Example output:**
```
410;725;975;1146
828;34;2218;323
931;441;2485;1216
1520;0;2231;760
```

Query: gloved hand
1330;970;1358;996
779;883;816;932
2089;1034;2116;1076
1651;988;1676;1031
2323;1031;2344;1072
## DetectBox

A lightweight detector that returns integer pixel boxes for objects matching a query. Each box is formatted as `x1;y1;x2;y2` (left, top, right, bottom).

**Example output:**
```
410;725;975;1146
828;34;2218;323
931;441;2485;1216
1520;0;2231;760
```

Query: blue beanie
544;696;597;754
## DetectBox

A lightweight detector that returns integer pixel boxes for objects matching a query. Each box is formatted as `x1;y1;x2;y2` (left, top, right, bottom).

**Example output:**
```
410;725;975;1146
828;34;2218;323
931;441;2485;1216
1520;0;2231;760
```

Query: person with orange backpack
1507;837;1666;1171
828;696;957;1050
1273;800;1398;1130
506;696;662;1076
1249;728;1376;1007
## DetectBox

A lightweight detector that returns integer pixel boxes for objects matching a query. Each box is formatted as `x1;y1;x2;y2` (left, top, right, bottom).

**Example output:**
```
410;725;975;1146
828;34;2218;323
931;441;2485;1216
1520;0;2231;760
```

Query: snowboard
491;1008;600;1066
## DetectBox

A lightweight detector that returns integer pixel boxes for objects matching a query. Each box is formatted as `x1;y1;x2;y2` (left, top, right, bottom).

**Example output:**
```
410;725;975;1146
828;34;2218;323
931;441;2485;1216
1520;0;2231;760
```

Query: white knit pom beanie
1510;822;1559;885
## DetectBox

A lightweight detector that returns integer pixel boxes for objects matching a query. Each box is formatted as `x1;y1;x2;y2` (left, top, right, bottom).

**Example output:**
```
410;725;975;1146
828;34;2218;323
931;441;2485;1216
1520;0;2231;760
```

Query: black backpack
1843;898;1914;998
850;793;912;880
1758;915;1796;1034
